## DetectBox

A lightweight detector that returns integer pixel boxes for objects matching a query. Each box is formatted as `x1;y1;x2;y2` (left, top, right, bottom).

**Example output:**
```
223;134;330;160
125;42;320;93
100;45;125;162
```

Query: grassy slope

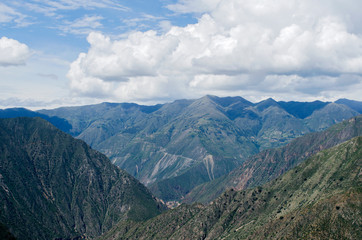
100;136;362;239
184;115;362;203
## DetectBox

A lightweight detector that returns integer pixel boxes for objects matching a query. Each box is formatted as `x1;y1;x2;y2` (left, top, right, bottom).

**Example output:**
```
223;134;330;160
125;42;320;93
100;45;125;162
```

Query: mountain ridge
99;135;362;239
184;114;362;203
4;96;361;202
0;117;164;240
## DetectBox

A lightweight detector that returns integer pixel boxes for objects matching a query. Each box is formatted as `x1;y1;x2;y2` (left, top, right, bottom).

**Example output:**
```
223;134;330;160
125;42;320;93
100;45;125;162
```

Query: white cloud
68;0;362;102
8;0;128;28
28;0;129;12
0;37;31;66
159;20;172;33
0;96;102;110
167;0;222;14
0;3;18;23
59;15;104;35
0;2;31;27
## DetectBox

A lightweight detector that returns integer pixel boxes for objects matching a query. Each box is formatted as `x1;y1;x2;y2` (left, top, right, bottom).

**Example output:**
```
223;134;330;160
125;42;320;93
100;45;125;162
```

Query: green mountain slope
184;115;362;203
100;136;362;240
0;117;163;240
336;98;362;113
38;96;360;202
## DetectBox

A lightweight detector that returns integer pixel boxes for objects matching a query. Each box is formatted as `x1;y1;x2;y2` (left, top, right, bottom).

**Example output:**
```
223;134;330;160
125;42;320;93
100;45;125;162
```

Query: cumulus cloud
68;0;362;102
0;37;31;66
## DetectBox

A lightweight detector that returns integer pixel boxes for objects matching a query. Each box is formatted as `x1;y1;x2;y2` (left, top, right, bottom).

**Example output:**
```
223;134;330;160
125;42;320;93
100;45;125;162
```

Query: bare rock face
0;117;164;240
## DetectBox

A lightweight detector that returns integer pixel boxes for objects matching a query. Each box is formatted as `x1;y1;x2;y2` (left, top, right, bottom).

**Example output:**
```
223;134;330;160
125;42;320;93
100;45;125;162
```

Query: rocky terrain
100;136;362;239
0;117;164;240
184;115;362;203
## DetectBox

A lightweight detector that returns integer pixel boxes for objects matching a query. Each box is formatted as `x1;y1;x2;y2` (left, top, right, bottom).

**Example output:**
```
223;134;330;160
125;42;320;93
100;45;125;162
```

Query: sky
1;0;362;109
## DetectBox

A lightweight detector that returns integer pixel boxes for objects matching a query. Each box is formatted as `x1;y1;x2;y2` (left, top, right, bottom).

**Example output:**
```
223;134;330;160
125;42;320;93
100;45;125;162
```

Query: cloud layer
68;0;362;102
0;37;31;66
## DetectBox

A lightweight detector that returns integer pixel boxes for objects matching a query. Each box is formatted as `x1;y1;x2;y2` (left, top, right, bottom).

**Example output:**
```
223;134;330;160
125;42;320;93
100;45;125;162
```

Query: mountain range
100;135;362;239
0;96;361;239
184;115;362;203
36;96;362;202
0;117;164;240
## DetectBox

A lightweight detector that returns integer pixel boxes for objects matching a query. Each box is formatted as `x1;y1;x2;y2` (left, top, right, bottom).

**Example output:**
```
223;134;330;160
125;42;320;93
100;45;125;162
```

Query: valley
0;95;361;239
2;1;362;239
38;96;361;202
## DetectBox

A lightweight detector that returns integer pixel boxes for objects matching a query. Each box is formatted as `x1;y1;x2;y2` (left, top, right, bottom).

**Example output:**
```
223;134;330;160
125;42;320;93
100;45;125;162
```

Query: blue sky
1;0;362;109
2;0;195;57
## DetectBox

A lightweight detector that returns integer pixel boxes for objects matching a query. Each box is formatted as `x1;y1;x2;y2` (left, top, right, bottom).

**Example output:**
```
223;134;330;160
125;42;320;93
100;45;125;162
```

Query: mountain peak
205;95;253;108
335;98;362;113
255;98;279;111
262;97;278;103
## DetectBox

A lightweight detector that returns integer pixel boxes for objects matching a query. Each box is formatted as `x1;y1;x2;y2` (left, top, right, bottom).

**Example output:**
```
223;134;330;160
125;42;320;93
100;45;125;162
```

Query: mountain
335;98;362;113
304;102;360;131
37;96;361;202
0;107;72;133
0;117;164;240
184;115;362;203
278;100;329;119
100;136;362;239
0;223;16;240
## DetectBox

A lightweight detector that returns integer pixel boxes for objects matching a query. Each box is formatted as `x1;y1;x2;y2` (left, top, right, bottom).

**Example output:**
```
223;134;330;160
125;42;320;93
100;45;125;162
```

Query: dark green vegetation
0;117;164;240
0;222;16;240
100;136;362;240
185;115;362;203
37;96;361;202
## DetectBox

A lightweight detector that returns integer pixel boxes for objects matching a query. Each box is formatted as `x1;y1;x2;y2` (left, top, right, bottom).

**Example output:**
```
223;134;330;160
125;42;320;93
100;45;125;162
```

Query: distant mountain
0;117;163;240
304;102;360;131
0;107;72;133
37;96;361;202
335;98;362;113
184;115;362;203
278;100;329;119
100;136;362;239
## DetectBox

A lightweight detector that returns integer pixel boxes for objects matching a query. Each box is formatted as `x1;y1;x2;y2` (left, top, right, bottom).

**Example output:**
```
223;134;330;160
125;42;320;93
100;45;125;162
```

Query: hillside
100;136;362;239
184;115;362;203
0;107;71;132
335;98;362;114
33;96;361;202
0;117;164;240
